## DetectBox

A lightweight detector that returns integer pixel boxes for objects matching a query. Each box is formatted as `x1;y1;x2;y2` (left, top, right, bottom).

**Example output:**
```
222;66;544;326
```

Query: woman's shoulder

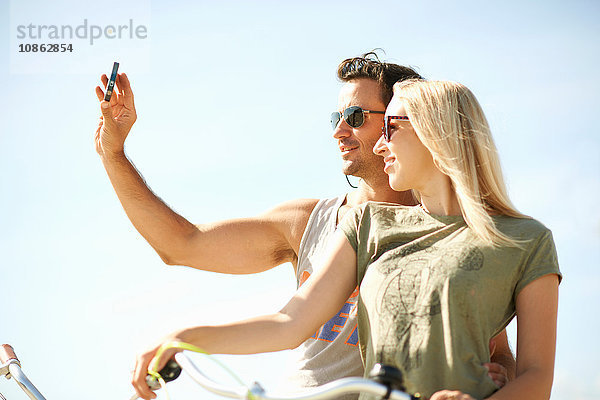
492;216;558;258
493;215;552;240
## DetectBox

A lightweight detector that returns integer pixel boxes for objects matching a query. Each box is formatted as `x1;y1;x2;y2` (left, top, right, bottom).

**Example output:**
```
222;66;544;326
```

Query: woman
132;80;560;400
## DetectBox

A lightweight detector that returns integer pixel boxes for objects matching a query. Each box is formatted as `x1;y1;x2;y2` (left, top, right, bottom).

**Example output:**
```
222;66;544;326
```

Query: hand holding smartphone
104;61;120;101
95;63;137;156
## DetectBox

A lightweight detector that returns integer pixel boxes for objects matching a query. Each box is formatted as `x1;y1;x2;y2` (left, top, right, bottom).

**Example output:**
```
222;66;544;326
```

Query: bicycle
0;344;46;400
1;343;420;400
133;341;420;400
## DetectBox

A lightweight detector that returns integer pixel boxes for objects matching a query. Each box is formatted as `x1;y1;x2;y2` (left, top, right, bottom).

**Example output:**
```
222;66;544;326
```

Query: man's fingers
120;73;131;92
487;370;506;379
113;73;133;108
115;73;123;93
100;101;115;126
489;373;507;387
484;362;507;375
100;74;108;87
95;86;105;102
109;90;119;106
115;74;124;106
487;371;508;387
484;362;508;388
119;73;135;107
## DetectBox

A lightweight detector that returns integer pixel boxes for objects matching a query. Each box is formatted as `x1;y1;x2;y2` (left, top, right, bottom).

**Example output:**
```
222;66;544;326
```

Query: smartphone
104;62;120;101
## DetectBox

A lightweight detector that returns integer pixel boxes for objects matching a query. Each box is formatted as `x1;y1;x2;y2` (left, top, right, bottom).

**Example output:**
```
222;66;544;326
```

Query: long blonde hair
394;79;527;246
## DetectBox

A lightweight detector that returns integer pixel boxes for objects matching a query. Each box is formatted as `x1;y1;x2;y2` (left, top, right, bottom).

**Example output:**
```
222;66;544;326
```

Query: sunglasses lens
344;106;364;128
330;112;342;130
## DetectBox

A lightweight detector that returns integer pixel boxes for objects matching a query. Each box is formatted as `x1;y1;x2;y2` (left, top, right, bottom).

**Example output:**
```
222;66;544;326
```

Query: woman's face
373;96;439;192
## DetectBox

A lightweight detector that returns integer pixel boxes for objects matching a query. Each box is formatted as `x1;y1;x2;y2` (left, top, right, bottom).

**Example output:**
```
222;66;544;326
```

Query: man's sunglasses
330;106;385;130
382;115;410;141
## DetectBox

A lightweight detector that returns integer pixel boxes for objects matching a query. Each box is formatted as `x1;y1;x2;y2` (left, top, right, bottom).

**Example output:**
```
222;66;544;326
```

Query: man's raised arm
95;73;316;274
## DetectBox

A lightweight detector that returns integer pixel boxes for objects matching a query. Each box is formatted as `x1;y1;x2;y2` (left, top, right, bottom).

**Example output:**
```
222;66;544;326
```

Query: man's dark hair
337;51;423;105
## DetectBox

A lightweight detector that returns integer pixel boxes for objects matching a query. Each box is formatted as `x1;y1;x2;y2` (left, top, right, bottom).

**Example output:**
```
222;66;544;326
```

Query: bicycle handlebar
0;345;47;400
2;344;418;400
171;352;417;400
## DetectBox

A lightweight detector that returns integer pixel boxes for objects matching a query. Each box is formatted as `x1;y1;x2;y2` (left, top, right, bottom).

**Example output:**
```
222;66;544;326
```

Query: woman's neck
418;175;461;216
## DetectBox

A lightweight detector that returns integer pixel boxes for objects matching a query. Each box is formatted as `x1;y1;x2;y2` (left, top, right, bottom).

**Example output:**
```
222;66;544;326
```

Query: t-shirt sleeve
515;229;562;298
338;205;364;253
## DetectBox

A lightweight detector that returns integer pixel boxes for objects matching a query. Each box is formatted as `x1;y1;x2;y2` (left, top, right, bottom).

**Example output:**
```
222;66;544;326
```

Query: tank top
285;195;364;399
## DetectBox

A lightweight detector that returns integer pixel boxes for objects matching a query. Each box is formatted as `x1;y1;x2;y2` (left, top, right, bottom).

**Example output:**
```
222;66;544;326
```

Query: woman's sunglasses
382;115;410;141
330;106;385;130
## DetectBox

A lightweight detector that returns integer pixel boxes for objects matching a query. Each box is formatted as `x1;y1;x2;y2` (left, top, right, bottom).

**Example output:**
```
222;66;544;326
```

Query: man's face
333;78;387;180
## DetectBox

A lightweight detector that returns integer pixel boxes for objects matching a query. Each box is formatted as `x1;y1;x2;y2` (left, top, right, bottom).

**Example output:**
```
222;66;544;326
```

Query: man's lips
339;144;359;153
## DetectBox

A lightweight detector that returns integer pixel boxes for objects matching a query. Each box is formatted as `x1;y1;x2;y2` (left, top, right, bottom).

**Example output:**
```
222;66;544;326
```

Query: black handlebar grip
369;363;405;392
368;363;422;400
145;359;183;390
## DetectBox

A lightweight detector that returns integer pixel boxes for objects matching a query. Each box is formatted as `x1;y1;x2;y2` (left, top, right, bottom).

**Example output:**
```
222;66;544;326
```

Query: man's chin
341;161;360;177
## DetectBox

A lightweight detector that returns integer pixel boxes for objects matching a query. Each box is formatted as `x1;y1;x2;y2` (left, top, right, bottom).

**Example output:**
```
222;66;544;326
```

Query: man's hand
485;334;509;387
94;72;137;157
483;361;508;388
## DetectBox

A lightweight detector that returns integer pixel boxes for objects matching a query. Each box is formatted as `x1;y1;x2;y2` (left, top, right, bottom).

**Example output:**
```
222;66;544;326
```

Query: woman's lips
383;156;395;172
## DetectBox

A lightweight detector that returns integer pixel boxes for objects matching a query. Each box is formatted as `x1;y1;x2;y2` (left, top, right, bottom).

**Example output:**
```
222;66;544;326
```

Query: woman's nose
373;134;388;155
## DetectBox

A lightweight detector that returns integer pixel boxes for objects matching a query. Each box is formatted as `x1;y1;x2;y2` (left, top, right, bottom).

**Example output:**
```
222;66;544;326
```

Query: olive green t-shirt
339;202;561;399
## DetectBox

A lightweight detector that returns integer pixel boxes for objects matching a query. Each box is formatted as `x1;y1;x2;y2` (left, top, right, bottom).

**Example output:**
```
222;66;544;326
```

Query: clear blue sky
0;1;598;399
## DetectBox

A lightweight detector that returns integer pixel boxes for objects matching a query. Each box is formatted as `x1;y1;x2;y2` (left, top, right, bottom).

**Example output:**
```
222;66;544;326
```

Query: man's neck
345;178;416;208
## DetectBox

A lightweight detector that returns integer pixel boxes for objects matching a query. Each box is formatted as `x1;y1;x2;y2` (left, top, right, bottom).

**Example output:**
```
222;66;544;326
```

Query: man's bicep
187;218;296;273
178;199;318;274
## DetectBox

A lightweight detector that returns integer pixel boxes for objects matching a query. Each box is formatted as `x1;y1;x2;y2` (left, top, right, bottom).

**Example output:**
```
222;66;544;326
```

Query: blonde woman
132;80;560;400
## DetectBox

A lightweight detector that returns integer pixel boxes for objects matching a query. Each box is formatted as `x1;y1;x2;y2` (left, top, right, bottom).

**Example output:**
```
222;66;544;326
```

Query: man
95;53;514;399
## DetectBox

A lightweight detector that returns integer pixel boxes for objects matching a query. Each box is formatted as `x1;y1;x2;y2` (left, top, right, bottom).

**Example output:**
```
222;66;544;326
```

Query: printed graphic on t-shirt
371;242;484;371
299;270;359;346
